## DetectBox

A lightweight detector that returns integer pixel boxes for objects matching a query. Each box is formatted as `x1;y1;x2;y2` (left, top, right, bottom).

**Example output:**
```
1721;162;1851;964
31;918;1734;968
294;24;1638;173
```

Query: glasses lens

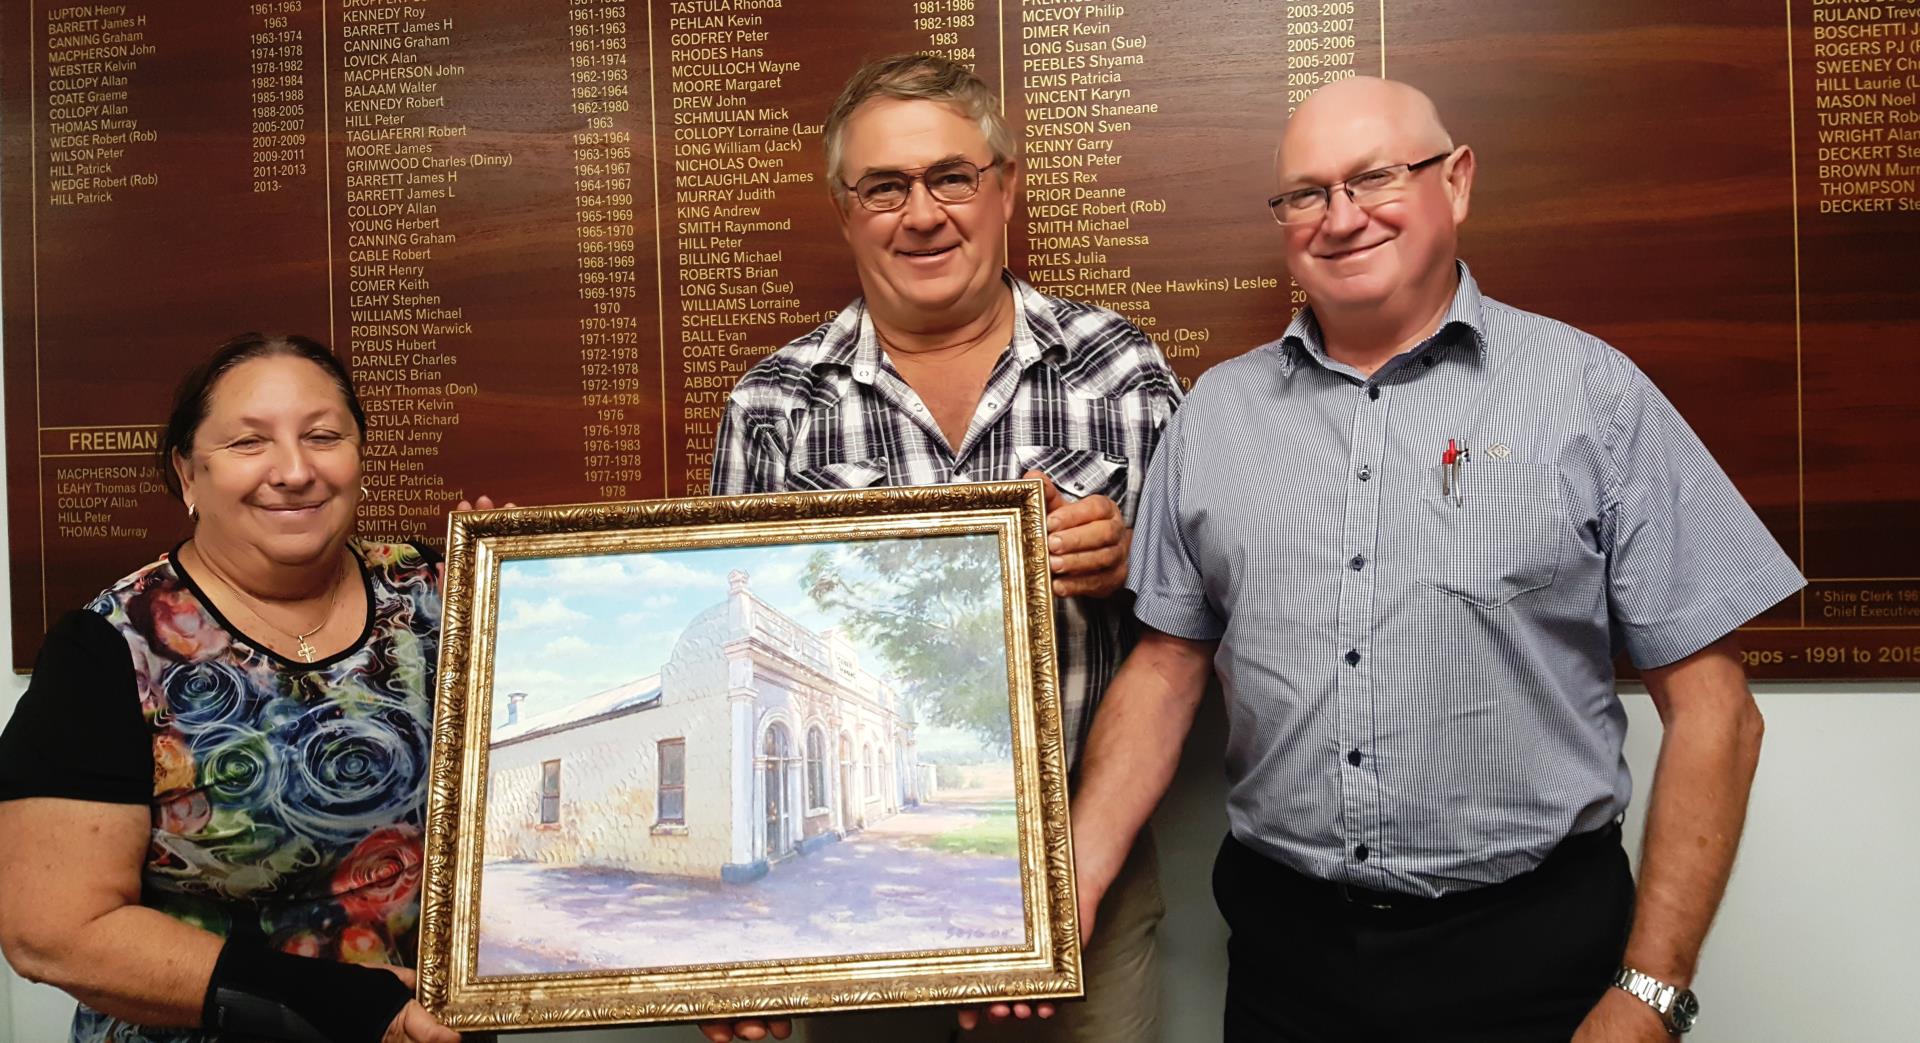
924;161;983;202
1344;167;1405;204
1271;189;1327;224
856;174;910;211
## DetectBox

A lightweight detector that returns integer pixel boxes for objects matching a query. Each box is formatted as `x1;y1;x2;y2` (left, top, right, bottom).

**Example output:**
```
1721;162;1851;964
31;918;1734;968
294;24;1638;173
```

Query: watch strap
1612;965;1695;1035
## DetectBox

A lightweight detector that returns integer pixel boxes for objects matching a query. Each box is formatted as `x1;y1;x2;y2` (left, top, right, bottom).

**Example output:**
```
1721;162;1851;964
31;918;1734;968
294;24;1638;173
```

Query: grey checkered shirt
1129;263;1804;897
712;274;1182;762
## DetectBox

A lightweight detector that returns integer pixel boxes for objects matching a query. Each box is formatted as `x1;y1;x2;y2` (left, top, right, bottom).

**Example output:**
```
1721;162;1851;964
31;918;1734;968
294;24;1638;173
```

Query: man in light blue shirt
1069;77;1803;1041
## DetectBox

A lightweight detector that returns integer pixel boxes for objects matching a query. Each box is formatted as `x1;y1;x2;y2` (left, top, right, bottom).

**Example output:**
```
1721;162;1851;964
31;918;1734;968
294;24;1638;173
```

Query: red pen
1441;439;1461;503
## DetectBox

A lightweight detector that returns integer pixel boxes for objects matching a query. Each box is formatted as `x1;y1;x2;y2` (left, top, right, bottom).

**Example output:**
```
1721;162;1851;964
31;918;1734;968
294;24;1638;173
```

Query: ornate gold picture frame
418;481;1081;1029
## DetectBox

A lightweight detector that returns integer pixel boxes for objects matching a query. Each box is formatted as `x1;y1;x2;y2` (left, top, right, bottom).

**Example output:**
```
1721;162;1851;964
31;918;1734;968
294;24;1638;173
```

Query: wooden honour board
5;0;1917;674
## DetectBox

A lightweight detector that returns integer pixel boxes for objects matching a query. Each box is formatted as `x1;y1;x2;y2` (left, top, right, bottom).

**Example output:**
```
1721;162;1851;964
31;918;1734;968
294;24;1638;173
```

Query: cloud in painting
500;596;589;631
544;554;720;592
543;634;594;657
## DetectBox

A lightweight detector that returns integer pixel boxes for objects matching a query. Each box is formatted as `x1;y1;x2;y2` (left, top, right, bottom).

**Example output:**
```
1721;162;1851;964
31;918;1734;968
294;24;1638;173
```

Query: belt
1238;822;1622;920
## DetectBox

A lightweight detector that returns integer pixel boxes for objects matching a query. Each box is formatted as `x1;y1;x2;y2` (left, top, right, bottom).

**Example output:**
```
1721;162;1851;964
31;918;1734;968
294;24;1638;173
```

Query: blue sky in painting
486;535;1003;762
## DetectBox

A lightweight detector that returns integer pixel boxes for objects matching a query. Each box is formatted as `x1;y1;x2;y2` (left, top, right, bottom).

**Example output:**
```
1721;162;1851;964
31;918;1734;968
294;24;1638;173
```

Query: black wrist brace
200;937;415;1043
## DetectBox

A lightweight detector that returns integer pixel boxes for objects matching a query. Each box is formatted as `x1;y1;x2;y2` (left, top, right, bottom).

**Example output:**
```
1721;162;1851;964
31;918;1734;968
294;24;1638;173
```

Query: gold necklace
288;588;336;664
197;547;347;663
265;570;342;663
249;570;341;663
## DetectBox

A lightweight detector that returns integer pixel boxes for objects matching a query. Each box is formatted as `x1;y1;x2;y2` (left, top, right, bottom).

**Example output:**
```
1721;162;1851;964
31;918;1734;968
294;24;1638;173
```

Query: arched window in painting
839;733;856;828
806;725;826;810
764;723;793;855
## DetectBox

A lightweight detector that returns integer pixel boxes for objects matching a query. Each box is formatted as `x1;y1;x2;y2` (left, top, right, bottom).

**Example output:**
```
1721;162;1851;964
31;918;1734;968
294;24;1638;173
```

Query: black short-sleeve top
0;540;441;1043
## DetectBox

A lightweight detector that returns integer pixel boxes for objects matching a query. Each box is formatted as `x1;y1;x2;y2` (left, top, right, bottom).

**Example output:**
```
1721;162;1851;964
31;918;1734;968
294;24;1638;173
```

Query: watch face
1672;990;1700;1031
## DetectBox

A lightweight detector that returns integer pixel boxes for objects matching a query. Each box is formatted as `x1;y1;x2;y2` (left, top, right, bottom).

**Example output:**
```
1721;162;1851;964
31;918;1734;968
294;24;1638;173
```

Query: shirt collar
814;272;1062;386
1272;260;1491;378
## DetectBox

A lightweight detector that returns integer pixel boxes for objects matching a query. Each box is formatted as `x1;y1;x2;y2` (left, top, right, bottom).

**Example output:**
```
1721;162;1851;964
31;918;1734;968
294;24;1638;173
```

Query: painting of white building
473;535;1022;975
485;568;922;882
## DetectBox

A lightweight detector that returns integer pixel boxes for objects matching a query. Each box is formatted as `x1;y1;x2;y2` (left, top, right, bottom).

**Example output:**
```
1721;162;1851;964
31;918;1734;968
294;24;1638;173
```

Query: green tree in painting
802;536;1010;751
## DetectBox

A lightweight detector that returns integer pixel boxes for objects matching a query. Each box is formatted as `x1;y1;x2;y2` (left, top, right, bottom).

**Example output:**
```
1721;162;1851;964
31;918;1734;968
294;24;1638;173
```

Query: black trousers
1213;827;1634;1043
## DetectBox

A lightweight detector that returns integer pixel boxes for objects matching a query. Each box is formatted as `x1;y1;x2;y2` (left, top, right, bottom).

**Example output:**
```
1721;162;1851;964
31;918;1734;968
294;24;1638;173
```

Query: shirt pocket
1413;463;1567;608
788;458;889;491
1014;445;1130;506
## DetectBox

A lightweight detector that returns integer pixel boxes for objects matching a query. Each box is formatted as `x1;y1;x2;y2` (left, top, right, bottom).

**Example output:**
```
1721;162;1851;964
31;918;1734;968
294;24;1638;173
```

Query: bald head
1276;77;1453;183
1268;77;1475;365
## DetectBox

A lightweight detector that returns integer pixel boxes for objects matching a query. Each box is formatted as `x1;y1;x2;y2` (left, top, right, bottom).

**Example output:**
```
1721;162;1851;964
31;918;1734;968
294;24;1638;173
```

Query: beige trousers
802;827;1165;1043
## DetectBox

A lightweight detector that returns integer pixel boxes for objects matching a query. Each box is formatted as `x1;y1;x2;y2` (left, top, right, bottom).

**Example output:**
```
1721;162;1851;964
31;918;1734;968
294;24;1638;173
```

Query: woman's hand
697;1018;793;1041
374;965;461;1043
381;1000;461;1043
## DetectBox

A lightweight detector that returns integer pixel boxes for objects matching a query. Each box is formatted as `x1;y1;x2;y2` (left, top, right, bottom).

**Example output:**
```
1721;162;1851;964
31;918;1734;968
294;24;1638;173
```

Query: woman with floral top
0;333;485;1043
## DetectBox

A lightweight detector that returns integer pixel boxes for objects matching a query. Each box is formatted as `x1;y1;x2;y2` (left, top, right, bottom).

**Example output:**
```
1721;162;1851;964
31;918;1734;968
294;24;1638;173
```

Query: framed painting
417;480;1081;1029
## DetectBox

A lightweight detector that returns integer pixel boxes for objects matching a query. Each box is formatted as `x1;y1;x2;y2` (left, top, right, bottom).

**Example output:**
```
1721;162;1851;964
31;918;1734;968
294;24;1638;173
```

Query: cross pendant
297;637;316;663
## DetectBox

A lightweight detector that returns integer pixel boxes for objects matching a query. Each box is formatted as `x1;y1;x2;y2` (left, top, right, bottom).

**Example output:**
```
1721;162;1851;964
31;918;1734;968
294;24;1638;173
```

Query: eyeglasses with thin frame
1266;150;1455;225
843;158;1004;212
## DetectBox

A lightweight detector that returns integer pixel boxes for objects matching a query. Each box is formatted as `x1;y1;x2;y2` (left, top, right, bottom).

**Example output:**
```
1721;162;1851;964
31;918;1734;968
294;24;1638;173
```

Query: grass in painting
914;800;1017;857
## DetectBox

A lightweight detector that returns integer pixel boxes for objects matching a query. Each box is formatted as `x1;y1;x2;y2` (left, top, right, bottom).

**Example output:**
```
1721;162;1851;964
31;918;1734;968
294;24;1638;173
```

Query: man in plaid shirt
705;54;1181;1043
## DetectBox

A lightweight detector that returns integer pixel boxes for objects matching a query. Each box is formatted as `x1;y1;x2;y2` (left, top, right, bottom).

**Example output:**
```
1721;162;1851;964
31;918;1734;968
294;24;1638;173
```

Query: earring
361;484;371;498
186;501;197;520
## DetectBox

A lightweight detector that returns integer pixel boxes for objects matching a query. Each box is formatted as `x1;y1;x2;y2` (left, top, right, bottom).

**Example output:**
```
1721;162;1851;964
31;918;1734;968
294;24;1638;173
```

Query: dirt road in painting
476;796;1025;974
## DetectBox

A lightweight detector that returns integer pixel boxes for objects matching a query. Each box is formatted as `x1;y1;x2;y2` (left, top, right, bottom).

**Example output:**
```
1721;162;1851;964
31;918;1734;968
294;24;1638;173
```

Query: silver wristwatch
1612;966;1699;1035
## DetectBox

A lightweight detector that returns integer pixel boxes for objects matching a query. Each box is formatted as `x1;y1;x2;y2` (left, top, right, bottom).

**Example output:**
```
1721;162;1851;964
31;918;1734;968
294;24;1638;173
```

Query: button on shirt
1127;263;1804;897
712;274;1183;761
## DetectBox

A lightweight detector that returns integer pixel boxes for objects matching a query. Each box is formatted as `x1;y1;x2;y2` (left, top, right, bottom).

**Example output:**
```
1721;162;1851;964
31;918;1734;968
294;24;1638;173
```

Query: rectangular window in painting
540;759;561;824
658;738;685;824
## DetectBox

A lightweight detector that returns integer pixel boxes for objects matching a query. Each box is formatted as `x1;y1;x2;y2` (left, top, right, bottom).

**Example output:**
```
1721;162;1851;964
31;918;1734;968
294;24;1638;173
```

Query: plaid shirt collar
810;272;1075;387
1273;260;1492;379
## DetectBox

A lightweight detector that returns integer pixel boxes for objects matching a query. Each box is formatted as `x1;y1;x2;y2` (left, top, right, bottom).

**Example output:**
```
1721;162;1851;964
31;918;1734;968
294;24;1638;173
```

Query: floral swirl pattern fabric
68;540;440;1043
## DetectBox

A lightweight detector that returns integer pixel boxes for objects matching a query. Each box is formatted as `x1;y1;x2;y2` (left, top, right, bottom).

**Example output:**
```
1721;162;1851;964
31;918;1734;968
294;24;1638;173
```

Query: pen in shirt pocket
1440;438;1469;505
